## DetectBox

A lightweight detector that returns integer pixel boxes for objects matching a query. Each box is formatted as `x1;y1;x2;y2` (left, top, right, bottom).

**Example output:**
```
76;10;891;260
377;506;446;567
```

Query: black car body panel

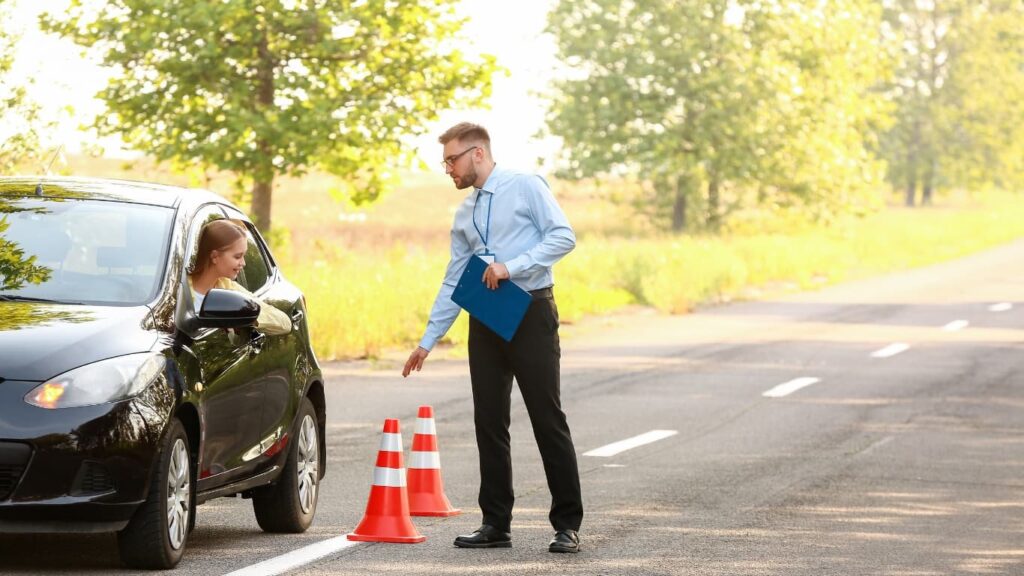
0;176;324;534
0;303;156;381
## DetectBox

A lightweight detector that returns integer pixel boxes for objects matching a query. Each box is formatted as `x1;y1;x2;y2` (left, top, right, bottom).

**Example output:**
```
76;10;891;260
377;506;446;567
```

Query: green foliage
42;0;498;230
0;2;46;173
880;0;1024;204
0;200;51;291
545;0;891;232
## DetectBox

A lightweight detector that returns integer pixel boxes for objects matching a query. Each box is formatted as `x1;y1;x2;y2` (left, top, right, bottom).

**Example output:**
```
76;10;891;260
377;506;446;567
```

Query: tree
546;0;890;231
43;0;498;232
0;1;46;173
880;0;1024;205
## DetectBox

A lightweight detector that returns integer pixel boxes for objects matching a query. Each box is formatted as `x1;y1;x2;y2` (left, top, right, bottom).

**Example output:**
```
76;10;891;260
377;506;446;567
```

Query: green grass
278;191;1024;360
60;154;1024;360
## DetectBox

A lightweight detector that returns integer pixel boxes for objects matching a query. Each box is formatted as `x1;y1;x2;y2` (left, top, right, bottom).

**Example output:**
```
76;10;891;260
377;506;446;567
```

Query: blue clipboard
451;255;532;342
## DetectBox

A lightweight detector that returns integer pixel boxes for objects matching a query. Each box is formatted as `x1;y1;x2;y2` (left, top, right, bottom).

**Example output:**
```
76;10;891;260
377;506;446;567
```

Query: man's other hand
403;346;430;377
482;262;510;290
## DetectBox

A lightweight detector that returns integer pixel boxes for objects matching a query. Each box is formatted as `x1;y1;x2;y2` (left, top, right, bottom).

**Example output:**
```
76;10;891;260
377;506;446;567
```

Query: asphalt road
2;238;1023;575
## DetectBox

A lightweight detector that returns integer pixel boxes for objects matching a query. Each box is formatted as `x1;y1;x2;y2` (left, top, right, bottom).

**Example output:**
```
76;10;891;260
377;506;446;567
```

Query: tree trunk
251;24;276;233
251;178;274;232
922;157;935;206
671;176;687;232
706;174;721;232
905;149;917;207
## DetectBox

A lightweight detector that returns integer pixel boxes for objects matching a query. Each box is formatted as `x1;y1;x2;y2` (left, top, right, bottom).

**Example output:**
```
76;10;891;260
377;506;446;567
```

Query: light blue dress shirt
419;165;576;351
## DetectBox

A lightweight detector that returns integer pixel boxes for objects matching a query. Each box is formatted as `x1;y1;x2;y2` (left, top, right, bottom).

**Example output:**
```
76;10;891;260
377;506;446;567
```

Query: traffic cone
408;406;461;517
347;419;426;543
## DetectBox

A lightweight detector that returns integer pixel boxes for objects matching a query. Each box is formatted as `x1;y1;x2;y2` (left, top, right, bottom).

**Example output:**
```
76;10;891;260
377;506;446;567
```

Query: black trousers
468;289;583;533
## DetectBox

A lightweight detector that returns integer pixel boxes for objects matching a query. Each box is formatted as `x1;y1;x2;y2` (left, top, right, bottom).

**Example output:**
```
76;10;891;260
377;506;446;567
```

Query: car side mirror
196;288;260;329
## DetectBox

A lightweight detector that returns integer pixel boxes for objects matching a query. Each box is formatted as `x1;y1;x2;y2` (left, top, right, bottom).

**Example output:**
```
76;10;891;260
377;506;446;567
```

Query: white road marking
871;343;909;358
762;377;820;398
989;302;1013;312
223;535;361;576
583;430;678;458
943;320;969;332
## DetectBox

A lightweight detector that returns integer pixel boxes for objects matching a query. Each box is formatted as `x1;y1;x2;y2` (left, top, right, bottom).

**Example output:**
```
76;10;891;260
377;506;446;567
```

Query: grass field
66;155;1024;360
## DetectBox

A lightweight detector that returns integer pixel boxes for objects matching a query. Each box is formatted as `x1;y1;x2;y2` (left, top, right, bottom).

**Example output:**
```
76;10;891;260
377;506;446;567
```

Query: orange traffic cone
408;406;461;517
347;419;426;543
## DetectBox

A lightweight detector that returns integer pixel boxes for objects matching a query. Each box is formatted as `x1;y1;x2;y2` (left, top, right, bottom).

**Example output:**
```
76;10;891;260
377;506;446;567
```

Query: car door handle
249;330;266;354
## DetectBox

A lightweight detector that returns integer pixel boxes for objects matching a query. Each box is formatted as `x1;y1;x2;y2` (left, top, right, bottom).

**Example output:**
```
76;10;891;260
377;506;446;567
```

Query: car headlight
25;353;166;409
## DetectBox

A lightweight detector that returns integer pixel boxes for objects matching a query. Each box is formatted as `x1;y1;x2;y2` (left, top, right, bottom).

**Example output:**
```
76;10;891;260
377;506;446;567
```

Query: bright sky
8;0;560;173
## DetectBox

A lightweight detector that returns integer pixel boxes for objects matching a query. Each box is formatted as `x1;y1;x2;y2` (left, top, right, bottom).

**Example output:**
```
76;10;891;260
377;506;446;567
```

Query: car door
222;211;303;473
183;207;267;488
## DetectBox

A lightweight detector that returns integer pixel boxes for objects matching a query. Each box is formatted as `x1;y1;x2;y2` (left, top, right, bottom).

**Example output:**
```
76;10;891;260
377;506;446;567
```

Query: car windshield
0;197;174;305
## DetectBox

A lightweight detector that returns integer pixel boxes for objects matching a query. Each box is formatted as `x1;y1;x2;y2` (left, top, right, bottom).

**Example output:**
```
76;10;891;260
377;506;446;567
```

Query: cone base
347;532;427;543
410;507;461;517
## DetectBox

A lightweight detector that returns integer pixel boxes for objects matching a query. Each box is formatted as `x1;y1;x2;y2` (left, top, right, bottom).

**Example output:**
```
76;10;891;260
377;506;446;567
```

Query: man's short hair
439;122;491;150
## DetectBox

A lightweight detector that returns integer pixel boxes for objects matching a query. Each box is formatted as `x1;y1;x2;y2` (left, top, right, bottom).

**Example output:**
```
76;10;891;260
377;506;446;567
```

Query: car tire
117;418;192;569
253;397;320;533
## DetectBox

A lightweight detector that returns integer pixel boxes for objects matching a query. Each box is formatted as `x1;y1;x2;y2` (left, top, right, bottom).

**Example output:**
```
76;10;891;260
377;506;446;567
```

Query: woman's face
211;236;247;280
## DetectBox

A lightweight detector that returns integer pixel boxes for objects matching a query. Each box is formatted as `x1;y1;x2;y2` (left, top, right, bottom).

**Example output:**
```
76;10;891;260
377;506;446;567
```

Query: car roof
0;175;233;211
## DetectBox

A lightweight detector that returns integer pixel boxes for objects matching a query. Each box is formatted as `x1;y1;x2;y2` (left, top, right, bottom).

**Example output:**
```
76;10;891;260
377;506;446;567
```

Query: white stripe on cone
415;418;437;435
373;466;406;487
379;433;402;452
409;451;441;470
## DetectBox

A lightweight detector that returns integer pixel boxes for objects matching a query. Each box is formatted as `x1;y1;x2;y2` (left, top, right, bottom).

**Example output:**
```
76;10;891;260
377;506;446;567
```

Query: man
402;122;583;553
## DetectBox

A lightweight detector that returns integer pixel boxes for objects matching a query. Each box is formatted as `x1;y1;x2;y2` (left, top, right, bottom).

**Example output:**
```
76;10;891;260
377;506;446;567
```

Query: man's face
443;140;479;190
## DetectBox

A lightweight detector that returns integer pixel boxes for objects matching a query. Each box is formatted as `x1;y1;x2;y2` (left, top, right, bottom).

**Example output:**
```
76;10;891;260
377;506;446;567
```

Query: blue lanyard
473;190;493;250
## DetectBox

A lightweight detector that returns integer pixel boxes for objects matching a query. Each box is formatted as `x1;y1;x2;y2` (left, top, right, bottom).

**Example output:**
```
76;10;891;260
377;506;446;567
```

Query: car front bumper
0;379;175;533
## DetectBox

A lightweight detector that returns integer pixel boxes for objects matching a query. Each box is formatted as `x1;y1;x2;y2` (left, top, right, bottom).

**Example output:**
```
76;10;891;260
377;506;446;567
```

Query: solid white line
871;343;909;358
583;430;678;458
223;535;360;576
989;302;1013;312
943;320;969;332
762;377;820;398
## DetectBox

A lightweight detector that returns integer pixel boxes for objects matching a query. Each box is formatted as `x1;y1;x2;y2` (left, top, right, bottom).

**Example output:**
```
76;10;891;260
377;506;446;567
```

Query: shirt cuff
418;335;437;352
504;255;529;277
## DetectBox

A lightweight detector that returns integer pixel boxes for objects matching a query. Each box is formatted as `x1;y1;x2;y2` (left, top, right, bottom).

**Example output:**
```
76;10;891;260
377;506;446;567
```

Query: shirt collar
477;164;507;195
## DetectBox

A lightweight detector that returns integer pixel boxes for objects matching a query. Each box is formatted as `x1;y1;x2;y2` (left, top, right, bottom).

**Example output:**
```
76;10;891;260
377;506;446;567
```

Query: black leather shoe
453;525;512;548
549;529;580;553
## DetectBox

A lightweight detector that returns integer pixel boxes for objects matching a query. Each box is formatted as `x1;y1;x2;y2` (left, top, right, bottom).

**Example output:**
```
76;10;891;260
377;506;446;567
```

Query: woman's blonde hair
192;219;246;276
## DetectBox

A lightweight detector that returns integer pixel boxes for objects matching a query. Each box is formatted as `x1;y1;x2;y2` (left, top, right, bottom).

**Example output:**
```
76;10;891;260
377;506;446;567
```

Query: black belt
529;286;553;300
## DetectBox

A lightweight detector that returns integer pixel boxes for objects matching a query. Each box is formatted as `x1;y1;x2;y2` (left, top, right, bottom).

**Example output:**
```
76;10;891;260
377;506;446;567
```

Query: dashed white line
762;377;820;398
583;430;678;457
943;320;969;332
223;535;361;576
871;343;909;358
989;302;1013;312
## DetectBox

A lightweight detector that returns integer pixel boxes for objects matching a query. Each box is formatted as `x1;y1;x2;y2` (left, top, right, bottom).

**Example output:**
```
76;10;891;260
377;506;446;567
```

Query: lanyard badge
473;190;495;263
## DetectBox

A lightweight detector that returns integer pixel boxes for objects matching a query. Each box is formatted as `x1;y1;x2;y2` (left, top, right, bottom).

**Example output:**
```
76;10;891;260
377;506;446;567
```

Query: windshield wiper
0;294;70;304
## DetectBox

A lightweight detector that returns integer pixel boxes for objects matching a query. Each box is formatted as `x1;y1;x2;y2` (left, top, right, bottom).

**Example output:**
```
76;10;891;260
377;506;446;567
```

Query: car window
234;222;272;293
0;197;174;305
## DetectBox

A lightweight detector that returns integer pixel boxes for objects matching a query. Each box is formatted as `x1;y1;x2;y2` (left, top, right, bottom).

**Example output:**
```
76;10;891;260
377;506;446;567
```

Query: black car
0;176;326;568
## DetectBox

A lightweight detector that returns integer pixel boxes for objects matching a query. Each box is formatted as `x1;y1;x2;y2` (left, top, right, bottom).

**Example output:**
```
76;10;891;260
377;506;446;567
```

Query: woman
189;219;291;336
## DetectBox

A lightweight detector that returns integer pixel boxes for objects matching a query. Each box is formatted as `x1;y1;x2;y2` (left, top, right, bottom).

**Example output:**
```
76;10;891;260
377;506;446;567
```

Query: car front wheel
253;397;320;532
117;418;192;569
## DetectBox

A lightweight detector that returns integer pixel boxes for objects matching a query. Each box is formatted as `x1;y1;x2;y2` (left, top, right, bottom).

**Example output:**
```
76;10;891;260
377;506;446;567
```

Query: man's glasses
441;146;478;169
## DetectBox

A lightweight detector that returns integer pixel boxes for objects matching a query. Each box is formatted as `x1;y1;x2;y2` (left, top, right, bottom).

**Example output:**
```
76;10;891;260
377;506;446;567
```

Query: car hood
0;302;159;381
